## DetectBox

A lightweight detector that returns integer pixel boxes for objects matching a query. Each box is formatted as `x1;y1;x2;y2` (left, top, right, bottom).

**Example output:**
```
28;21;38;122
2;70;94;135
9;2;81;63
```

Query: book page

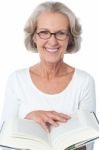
49;110;99;150
81;112;99;130
13;119;50;144
0;119;53;150
50;112;84;145
0;118;50;146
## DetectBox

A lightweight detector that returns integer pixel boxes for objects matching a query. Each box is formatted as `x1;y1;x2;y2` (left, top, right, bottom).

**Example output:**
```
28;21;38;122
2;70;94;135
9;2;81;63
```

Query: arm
79;75;96;112
79;75;96;150
0;73;19;128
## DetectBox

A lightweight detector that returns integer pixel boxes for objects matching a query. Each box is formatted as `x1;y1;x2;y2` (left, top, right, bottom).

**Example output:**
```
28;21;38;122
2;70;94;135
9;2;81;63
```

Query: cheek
34;36;46;49
36;41;44;50
33;35;43;48
36;41;47;54
62;39;69;49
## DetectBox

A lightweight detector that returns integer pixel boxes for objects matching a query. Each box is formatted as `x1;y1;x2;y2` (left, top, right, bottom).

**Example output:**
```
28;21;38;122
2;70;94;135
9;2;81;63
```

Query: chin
45;58;62;64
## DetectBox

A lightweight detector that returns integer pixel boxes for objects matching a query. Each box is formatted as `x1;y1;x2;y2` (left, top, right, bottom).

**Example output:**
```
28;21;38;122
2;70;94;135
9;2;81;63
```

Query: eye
56;31;66;37
39;31;49;35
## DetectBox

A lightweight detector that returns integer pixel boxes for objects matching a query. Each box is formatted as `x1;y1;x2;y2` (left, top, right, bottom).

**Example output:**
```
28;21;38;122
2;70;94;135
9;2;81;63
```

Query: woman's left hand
24;110;71;132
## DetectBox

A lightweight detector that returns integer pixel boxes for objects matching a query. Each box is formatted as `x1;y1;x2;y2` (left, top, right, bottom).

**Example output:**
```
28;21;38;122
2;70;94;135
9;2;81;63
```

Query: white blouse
0;68;96;150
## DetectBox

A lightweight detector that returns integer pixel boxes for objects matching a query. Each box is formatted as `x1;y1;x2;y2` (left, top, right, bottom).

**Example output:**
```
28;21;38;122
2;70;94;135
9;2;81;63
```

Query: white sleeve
0;73;20;128
79;75;96;150
79;75;96;112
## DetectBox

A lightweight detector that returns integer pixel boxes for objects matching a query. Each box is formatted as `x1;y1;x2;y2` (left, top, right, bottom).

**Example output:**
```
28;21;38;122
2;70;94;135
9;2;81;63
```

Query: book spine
64;144;75;150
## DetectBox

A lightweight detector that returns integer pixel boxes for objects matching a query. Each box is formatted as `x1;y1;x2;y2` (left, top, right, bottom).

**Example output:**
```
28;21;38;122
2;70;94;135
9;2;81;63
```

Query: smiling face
33;12;69;64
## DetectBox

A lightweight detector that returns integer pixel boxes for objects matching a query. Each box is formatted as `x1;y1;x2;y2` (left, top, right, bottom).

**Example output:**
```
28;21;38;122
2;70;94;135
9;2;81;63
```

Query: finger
40;120;49;133
58;113;71;119
52;111;71;119
48;112;71;122
45;117;59;127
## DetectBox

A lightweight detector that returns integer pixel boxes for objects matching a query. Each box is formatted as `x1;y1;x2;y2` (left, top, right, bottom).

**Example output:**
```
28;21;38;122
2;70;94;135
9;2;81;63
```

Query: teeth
46;48;58;52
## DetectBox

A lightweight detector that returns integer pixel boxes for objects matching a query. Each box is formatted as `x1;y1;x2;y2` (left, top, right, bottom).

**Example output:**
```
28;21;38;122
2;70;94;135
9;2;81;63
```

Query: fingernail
63;119;67;122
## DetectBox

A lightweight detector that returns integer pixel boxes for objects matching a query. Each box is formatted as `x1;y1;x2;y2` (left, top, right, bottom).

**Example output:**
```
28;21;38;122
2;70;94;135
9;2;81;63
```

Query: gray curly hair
24;1;81;53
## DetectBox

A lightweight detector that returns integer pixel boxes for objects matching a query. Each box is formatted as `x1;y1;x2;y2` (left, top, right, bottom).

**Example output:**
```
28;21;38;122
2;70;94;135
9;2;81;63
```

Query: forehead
37;12;69;30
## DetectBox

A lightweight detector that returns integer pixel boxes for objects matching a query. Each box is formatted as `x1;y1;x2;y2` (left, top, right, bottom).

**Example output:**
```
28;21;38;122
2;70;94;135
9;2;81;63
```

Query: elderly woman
1;1;96;150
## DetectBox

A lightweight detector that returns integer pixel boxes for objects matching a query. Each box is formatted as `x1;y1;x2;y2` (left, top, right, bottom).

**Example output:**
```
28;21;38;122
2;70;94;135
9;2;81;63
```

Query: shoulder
75;68;94;81
7;68;29;83
75;68;95;86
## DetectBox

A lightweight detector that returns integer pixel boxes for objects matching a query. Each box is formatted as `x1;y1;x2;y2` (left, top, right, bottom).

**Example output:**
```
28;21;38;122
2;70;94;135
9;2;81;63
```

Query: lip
45;48;59;53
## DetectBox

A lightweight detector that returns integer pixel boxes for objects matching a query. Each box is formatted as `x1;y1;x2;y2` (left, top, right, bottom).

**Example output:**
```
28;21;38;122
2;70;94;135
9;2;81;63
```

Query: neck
39;60;66;80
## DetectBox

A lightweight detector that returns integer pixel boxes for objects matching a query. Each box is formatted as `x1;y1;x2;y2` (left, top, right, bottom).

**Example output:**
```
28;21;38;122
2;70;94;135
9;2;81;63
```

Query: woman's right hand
24;110;71;132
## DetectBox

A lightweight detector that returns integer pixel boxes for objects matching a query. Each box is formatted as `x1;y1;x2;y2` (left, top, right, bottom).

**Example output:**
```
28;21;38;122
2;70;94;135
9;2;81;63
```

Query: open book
0;110;99;150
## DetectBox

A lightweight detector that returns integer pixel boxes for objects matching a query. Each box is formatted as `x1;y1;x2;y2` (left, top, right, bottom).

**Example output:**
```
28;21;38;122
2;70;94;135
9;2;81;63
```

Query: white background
0;0;99;149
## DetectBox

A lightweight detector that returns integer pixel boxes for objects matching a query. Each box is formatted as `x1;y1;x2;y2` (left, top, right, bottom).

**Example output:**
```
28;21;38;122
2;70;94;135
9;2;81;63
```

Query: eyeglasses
36;30;69;40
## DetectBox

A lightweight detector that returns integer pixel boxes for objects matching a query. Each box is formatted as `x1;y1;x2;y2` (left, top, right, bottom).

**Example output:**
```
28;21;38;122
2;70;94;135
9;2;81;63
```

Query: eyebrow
37;28;69;32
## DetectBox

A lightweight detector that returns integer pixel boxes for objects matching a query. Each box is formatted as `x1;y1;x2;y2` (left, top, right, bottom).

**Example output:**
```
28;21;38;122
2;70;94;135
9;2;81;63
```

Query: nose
48;34;58;46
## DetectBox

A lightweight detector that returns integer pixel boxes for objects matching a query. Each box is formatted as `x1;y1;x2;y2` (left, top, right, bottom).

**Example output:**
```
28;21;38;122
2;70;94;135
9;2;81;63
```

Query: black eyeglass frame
36;30;70;41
